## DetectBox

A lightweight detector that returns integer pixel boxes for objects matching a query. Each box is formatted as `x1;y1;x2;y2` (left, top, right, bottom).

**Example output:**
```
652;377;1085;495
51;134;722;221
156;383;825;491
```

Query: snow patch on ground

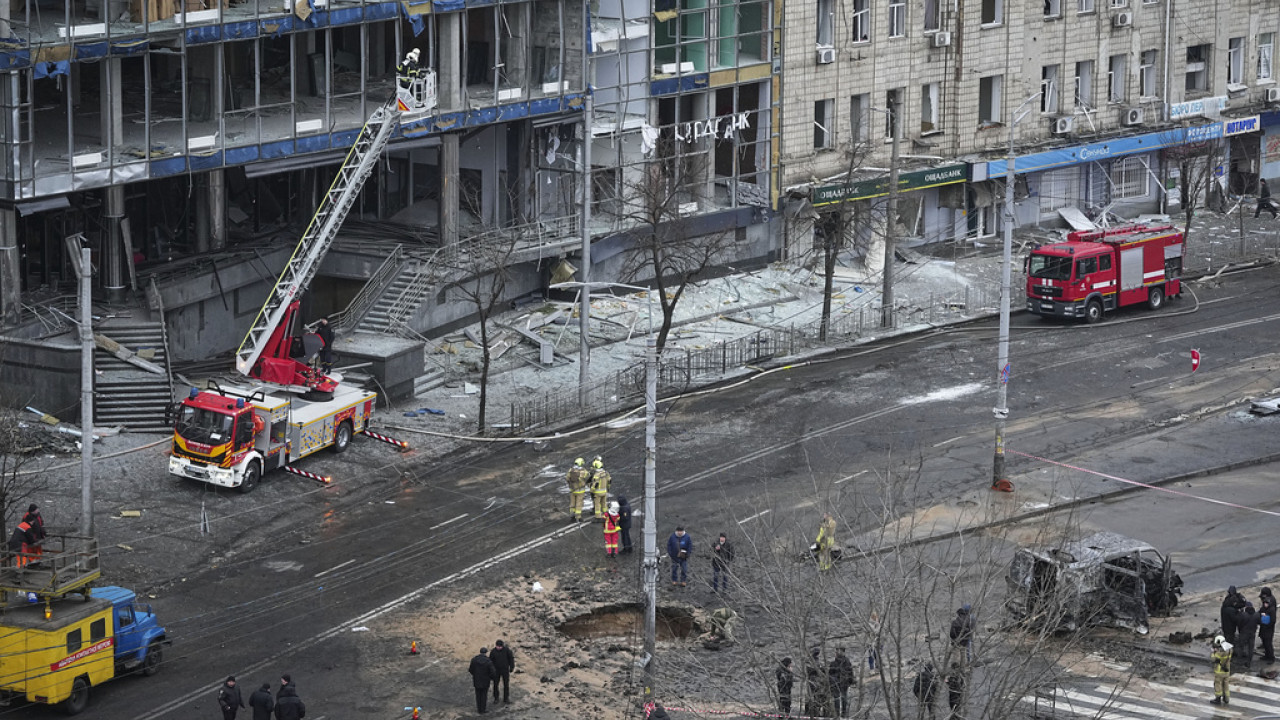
899;381;985;405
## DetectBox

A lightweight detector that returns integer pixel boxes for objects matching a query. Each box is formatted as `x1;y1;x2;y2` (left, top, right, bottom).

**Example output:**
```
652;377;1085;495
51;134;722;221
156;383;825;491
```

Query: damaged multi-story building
779;0;1280;266
0;0;780;426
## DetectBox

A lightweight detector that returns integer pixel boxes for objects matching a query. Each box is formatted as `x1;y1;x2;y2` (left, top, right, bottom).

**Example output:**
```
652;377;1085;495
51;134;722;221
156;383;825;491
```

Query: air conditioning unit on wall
1123;107;1145;126
1267;87;1280;103
931;32;951;48
1113;11;1132;28
816;45;836;64
1053;116;1075;135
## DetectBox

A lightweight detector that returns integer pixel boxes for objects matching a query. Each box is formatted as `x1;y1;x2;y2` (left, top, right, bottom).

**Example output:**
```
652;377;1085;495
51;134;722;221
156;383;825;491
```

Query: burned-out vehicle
1005;532;1183;634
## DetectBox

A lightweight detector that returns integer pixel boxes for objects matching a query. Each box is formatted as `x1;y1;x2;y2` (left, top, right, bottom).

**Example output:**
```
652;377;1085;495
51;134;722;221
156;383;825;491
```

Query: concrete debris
1249;396;1280;415
118;510;142;518
94;333;165;375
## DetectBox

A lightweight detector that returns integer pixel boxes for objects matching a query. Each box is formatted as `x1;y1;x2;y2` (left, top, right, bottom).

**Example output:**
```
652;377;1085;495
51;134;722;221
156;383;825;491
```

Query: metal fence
506;277;1008;432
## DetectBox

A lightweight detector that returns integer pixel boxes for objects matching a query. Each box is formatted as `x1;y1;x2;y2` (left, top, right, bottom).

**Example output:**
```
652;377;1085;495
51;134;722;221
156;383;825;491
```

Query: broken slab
94;334;165;375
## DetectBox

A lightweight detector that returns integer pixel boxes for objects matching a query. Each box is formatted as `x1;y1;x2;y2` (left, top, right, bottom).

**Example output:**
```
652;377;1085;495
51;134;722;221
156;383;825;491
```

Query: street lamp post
992;93;1040;493
882;97;901;328
552;281;659;695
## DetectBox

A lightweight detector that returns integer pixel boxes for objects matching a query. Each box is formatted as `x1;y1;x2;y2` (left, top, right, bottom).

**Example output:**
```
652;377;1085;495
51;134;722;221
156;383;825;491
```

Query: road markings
313;559;356;578
931;436;962;448
135;523;579;720
429;513;469;530
737;509;771;524
835;470;869;484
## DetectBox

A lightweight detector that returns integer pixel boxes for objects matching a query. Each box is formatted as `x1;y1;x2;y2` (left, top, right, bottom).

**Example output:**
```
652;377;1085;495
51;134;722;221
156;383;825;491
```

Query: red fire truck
1025;223;1183;323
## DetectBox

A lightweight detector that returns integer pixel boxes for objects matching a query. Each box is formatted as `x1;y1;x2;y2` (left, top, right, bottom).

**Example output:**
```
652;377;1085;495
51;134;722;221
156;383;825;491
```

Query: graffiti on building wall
1266;134;1280;165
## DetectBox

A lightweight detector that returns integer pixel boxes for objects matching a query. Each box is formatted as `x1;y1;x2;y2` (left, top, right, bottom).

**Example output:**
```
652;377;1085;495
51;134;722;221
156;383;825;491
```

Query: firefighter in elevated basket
590;457;611;520
566;458;589;521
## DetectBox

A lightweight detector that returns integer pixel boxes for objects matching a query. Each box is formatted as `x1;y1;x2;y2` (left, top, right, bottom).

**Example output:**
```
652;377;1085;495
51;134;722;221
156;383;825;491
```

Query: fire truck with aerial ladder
1024;222;1184;323
166;52;433;492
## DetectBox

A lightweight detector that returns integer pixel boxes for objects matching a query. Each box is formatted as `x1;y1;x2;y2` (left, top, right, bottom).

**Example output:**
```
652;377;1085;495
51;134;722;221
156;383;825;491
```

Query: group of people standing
774;648;855;718
1212;584;1276;705
565;456;635;558
216;674;305;720
467;640;517;714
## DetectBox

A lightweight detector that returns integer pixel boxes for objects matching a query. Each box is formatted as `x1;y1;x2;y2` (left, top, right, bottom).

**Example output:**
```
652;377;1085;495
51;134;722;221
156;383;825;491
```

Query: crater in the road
558;603;696;640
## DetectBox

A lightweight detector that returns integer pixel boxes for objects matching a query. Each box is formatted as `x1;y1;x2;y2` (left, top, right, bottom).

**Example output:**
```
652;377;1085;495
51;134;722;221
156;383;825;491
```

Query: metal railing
331;243;404;332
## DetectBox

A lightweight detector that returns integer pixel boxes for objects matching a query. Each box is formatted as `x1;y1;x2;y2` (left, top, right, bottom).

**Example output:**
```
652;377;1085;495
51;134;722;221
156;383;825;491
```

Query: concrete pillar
441;133;459;248
0;207;18;325
209;169;227;251
439;12;462;110
103;185;127;302
194;174;210;254
100;58;127;302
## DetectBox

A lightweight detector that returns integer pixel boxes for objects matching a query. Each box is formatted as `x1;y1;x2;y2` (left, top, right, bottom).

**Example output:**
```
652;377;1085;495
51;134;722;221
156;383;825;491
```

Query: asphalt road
10;264;1280;719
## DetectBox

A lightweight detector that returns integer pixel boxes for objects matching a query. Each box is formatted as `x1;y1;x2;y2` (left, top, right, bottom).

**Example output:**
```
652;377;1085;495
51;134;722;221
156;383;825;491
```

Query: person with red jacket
603;502;621;558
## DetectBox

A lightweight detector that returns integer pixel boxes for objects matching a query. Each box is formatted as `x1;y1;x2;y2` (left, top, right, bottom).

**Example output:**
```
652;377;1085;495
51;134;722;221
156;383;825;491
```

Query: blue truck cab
90;586;169;678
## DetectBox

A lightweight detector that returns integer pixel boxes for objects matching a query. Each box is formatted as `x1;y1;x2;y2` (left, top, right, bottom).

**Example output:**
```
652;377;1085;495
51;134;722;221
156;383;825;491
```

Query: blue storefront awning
980;122;1228;179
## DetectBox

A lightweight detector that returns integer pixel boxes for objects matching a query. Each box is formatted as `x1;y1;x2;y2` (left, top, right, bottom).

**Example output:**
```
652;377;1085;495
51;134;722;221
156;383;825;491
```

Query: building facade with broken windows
0;0;779;420
781;0;1280;259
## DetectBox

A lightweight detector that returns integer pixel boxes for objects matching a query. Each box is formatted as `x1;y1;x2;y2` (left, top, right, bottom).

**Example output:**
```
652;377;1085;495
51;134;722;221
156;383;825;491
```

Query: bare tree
1168;136;1228;250
649;460;1147;720
616;146;736;352
0;405;54;541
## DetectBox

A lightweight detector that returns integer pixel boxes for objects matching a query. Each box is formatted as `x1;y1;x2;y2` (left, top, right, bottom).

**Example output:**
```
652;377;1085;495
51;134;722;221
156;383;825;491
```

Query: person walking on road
814;513;837;571
828;647;855;718
667;527;692;586
603;502;621;558
616;495;634;554
490;639;515;704
1259;587;1277;663
913;661;939;720
589;457;611;519
249;683;274;720
1257;178;1279;219
468;646;497;714
776;657;795;717
566;458;589;521
217;676;245;720
1211;635;1233;705
711;532;734;593
274;676;305;720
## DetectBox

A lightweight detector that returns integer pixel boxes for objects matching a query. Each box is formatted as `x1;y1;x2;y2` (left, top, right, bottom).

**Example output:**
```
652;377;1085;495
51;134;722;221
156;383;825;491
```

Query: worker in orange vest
7;520;38;568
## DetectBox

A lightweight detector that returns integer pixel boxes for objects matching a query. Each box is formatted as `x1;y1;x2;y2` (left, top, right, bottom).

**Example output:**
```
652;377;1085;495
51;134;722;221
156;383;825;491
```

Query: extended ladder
234;102;401;377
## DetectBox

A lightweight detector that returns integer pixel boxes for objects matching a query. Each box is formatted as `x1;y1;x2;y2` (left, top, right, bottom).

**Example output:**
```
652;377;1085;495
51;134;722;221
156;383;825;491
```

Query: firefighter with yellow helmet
590;456;611;519
566;457;589;521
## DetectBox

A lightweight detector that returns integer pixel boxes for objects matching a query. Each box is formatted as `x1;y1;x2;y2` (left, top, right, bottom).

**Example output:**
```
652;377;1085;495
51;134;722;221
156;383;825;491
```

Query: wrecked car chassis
1005;532;1183;635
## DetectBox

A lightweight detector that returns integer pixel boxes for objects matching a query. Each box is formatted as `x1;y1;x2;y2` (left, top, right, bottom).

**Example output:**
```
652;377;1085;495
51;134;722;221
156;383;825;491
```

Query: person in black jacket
711;533;734;594
913;662;939;720
945;664;965;720
274;676;305;720
829;647;855;718
1260;587;1277;663
1221;586;1244;645
489;639;516;703
249;683;274;720
21;505;45;541
616;496;634;554
468;646;497;714
1257;178;1279;219
314;318;335;372
1236;603;1260;671
776;657;795;717
217;676;245;720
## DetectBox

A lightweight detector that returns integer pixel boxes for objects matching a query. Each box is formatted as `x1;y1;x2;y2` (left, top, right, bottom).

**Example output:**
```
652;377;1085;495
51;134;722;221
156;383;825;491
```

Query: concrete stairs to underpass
93;321;173;432
358;262;420;335
413;366;448;398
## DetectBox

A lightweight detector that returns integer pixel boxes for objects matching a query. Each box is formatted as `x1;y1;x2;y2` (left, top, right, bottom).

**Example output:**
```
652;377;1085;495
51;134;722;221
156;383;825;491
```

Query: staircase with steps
357;261;423;334
94;321;174;432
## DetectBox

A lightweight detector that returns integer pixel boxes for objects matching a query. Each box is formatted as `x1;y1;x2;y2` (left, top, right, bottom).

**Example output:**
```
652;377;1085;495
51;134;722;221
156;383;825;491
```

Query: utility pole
993;94;1039;493
881;97;901;328
579;93;593;406
76;243;96;534
641;333;658;700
